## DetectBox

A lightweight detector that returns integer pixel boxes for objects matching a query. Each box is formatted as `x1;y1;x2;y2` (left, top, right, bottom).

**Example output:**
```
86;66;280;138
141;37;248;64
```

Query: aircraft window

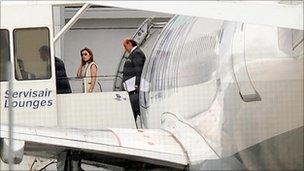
0;29;10;81
13;27;51;80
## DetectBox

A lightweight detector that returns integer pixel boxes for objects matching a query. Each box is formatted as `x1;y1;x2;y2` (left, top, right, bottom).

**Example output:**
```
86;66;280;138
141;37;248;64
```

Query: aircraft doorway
53;6;171;93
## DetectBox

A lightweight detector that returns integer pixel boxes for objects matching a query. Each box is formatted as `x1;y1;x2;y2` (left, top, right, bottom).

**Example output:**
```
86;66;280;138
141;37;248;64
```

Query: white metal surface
0;125;188;167
0;4;53;28
57;92;136;129
64;7;173;19
95;1;304;30
140;17;303;160
161;114;219;164
1;1;302;29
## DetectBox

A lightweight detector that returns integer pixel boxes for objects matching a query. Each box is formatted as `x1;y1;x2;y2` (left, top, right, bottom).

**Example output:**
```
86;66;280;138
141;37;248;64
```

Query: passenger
76;47;99;93
17;59;35;80
39;45;71;94
122;38;146;119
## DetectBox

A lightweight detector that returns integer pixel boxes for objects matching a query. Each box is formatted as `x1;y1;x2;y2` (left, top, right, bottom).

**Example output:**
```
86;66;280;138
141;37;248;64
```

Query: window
13;27;51;80
0;29;10;81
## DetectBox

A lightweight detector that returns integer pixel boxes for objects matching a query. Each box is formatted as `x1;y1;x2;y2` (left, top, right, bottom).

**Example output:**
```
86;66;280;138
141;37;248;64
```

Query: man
122;39;146;119
17;59;34;79
39;45;72;94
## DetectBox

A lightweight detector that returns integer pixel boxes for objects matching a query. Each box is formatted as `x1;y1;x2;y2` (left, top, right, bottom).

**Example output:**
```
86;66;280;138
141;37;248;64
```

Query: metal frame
53;3;91;43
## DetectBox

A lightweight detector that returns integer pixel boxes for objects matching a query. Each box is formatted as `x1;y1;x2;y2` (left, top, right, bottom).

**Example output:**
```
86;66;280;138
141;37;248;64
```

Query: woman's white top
81;61;99;93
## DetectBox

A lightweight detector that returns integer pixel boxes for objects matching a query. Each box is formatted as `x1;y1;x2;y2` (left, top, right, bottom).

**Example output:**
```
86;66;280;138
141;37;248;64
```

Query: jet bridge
0;3;140;130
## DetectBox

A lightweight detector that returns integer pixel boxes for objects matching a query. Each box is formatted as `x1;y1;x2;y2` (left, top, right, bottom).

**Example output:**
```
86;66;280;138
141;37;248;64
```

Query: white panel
0;125;188;167
110;128;186;162
0;81;57;126
2;1;302;29
65;8;173;19
96;1;303;30
57;92;136;129
0;4;52;28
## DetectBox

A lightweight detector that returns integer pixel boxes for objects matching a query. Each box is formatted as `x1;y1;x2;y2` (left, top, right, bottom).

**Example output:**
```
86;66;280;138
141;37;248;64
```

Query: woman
77;47;98;93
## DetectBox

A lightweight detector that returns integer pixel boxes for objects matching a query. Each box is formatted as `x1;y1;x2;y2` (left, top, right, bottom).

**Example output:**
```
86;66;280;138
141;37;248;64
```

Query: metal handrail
57;75;116;81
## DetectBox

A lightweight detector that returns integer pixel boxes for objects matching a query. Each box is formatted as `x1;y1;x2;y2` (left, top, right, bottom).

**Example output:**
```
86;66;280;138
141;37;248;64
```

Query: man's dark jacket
122;47;146;89
122;47;146;118
55;57;71;94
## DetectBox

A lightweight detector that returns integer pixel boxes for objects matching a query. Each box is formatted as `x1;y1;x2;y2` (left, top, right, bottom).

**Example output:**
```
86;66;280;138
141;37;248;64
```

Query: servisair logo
3;89;54;109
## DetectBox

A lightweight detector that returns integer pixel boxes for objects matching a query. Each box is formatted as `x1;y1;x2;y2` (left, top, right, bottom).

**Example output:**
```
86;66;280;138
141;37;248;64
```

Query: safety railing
56;75;117;93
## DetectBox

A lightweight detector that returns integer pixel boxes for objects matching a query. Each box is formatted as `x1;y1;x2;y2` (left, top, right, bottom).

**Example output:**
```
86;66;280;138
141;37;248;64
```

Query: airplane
0;1;303;170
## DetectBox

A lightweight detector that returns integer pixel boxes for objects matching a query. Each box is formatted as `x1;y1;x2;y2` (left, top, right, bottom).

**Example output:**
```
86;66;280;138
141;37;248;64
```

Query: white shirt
82;61;99;93
130;46;137;54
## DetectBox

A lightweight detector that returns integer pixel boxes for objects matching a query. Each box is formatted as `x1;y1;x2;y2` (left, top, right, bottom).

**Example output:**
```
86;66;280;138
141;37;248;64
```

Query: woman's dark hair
128;39;138;47
80;47;94;66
